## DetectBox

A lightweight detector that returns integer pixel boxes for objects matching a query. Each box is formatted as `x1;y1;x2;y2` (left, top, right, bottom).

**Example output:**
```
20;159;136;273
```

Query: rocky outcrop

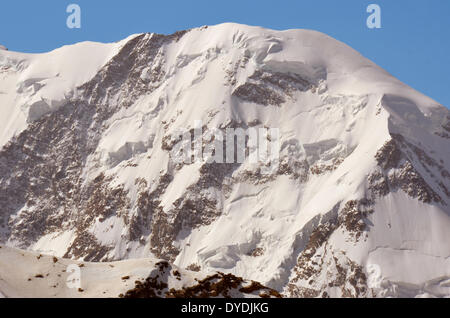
369;134;448;205
120;260;281;298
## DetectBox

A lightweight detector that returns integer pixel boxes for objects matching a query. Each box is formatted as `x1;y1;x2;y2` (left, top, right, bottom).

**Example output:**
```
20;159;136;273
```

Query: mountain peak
0;25;449;298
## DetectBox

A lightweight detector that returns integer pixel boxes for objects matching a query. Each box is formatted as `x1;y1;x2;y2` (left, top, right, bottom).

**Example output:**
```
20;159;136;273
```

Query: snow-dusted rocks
0;23;449;298
0;245;279;298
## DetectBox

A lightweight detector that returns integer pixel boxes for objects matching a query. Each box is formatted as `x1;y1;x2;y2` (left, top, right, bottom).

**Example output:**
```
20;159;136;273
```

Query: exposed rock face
286;199;374;298
369;134;449;205
232;69;317;106
0;31;191;259
0;23;449;298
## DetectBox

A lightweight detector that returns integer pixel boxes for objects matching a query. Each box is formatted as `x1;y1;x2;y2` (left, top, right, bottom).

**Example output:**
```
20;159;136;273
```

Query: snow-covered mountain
0;23;449;298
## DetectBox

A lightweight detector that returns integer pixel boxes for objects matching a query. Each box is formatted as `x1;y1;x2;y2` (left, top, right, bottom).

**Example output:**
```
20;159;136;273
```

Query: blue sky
0;0;449;107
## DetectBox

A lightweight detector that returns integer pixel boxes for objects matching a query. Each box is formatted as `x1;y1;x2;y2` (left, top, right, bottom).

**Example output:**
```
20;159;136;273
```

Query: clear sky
0;0;449;107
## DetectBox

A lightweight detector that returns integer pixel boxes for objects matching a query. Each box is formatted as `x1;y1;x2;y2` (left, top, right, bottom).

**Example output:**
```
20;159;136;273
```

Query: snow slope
0;35;139;148
0;23;449;298
0;245;279;298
